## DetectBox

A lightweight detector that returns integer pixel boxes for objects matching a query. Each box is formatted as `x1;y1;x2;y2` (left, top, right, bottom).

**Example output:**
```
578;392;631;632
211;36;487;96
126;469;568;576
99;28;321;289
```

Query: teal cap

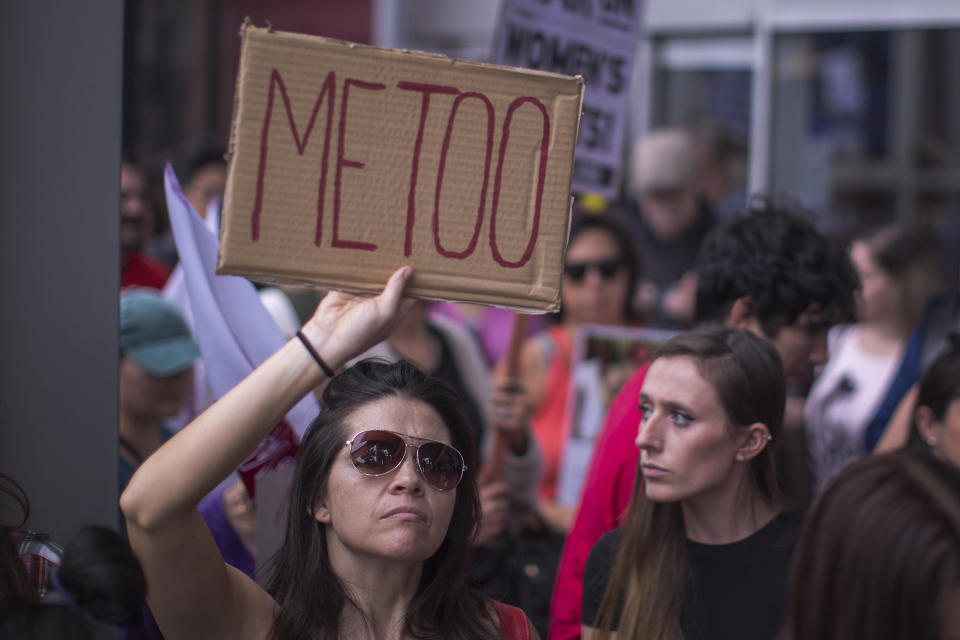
120;291;200;377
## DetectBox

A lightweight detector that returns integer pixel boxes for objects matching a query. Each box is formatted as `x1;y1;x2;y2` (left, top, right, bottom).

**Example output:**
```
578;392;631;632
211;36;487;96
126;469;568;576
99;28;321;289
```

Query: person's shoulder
753;508;806;552
128;250;172;277
588;528;624;566
582;529;624;625
597;527;623;550
490;600;537;640
770;508;806;539
122;251;171;289
599;527;624;548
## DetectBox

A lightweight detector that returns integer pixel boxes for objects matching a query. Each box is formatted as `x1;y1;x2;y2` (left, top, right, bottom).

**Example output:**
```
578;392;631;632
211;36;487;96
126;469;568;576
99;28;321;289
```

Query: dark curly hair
694;197;858;337
265;359;499;640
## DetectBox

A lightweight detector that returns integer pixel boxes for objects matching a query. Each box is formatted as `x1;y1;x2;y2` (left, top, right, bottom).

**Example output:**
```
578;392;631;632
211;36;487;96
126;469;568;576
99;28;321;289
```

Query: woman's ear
736;423;771;462
312;493;331;524
914;405;940;446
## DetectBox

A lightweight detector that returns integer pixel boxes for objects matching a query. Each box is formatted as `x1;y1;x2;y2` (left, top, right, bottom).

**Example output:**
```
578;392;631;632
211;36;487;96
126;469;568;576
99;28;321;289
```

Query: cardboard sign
219;24;584;313
493;0;643;198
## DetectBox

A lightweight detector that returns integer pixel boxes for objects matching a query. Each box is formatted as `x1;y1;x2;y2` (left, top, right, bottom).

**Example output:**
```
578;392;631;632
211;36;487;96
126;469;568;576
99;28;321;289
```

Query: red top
494;600;531;640
531;325;573;501
547;362;649;640
122;251;171;290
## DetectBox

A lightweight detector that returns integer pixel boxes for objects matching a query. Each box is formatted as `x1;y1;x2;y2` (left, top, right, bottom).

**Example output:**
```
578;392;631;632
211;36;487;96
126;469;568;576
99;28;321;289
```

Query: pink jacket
547;363;649;640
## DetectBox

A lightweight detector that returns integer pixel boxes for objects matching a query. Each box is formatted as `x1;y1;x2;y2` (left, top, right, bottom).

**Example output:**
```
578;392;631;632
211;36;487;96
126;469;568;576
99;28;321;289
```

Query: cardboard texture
219;24;584;312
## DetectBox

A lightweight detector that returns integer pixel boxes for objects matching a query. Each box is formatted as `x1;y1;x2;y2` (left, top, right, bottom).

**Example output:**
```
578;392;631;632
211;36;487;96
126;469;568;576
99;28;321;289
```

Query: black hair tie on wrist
296;330;335;378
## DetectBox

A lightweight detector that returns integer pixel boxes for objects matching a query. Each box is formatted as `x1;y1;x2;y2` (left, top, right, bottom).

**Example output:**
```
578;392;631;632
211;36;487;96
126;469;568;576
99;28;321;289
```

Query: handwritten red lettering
489;97;550;268
396;82;460;257
332;78;387;252
251;69;336;244
433;92;495;260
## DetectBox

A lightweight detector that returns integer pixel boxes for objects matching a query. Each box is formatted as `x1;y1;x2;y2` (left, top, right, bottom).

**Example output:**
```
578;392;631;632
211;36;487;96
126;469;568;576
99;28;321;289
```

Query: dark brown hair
906;335;960;455
594;327;785;639
786;453;960;640
265;359;498;640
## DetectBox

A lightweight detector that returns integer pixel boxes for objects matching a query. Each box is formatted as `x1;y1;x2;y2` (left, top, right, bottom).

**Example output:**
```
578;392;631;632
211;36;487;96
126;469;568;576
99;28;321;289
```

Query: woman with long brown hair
121;268;538;640
581;327;801;640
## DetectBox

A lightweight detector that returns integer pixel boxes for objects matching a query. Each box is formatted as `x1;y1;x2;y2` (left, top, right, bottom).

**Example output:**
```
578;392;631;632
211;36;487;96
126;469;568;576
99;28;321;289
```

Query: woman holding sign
120;267;538;640
510;210;641;534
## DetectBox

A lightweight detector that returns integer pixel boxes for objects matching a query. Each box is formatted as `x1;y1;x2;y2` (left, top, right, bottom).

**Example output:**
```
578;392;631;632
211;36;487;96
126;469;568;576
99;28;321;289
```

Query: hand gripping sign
218;24;584;313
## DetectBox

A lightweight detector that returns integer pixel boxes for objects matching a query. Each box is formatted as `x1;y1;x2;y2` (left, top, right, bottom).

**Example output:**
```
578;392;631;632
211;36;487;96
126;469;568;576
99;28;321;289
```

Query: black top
582;510;803;640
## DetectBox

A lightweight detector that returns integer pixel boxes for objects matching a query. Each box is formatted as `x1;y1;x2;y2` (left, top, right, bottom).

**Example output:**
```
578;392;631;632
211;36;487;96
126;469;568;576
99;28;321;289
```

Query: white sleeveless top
804;325;902;492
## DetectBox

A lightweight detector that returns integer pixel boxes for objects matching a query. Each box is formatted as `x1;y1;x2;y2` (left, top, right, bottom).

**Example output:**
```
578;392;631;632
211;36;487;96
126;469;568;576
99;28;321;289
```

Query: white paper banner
162;165;319;437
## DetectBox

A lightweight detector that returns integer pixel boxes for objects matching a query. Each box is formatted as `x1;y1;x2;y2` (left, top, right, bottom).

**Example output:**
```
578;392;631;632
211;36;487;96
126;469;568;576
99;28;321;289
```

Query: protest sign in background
493;0;643;199
556;324;677;507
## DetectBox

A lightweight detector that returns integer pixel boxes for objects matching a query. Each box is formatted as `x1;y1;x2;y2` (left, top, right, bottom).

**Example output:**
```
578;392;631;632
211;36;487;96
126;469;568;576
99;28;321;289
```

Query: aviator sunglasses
563;258;623;283
345;430;467;491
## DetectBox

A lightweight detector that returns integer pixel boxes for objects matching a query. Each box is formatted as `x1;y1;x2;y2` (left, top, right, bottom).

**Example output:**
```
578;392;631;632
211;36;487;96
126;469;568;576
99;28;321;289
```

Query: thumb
379;266;412;313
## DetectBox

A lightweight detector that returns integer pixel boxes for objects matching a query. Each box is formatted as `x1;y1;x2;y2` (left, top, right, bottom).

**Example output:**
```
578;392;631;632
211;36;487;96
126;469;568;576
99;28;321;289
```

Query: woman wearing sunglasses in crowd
506;209;641;536
582;327;801;640
120;267;539;640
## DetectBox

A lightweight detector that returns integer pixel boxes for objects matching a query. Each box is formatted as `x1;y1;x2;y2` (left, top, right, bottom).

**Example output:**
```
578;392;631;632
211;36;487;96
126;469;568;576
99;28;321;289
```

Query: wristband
296;330;336;378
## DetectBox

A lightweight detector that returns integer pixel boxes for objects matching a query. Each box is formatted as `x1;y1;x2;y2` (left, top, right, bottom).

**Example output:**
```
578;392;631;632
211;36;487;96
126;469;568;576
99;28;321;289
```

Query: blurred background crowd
4;1;960;638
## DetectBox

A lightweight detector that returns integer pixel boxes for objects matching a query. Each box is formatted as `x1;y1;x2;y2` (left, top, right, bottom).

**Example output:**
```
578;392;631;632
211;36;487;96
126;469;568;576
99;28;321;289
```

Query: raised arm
120;267;413;640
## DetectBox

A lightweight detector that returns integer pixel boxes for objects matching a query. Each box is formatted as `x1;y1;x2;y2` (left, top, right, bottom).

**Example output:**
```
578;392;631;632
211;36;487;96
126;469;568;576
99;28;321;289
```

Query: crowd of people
3;123;960;640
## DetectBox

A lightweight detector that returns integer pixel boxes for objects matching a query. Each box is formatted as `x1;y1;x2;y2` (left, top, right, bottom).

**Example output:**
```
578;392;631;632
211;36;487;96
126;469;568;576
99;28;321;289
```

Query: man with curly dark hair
548;199;859;640
693;201;858;390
